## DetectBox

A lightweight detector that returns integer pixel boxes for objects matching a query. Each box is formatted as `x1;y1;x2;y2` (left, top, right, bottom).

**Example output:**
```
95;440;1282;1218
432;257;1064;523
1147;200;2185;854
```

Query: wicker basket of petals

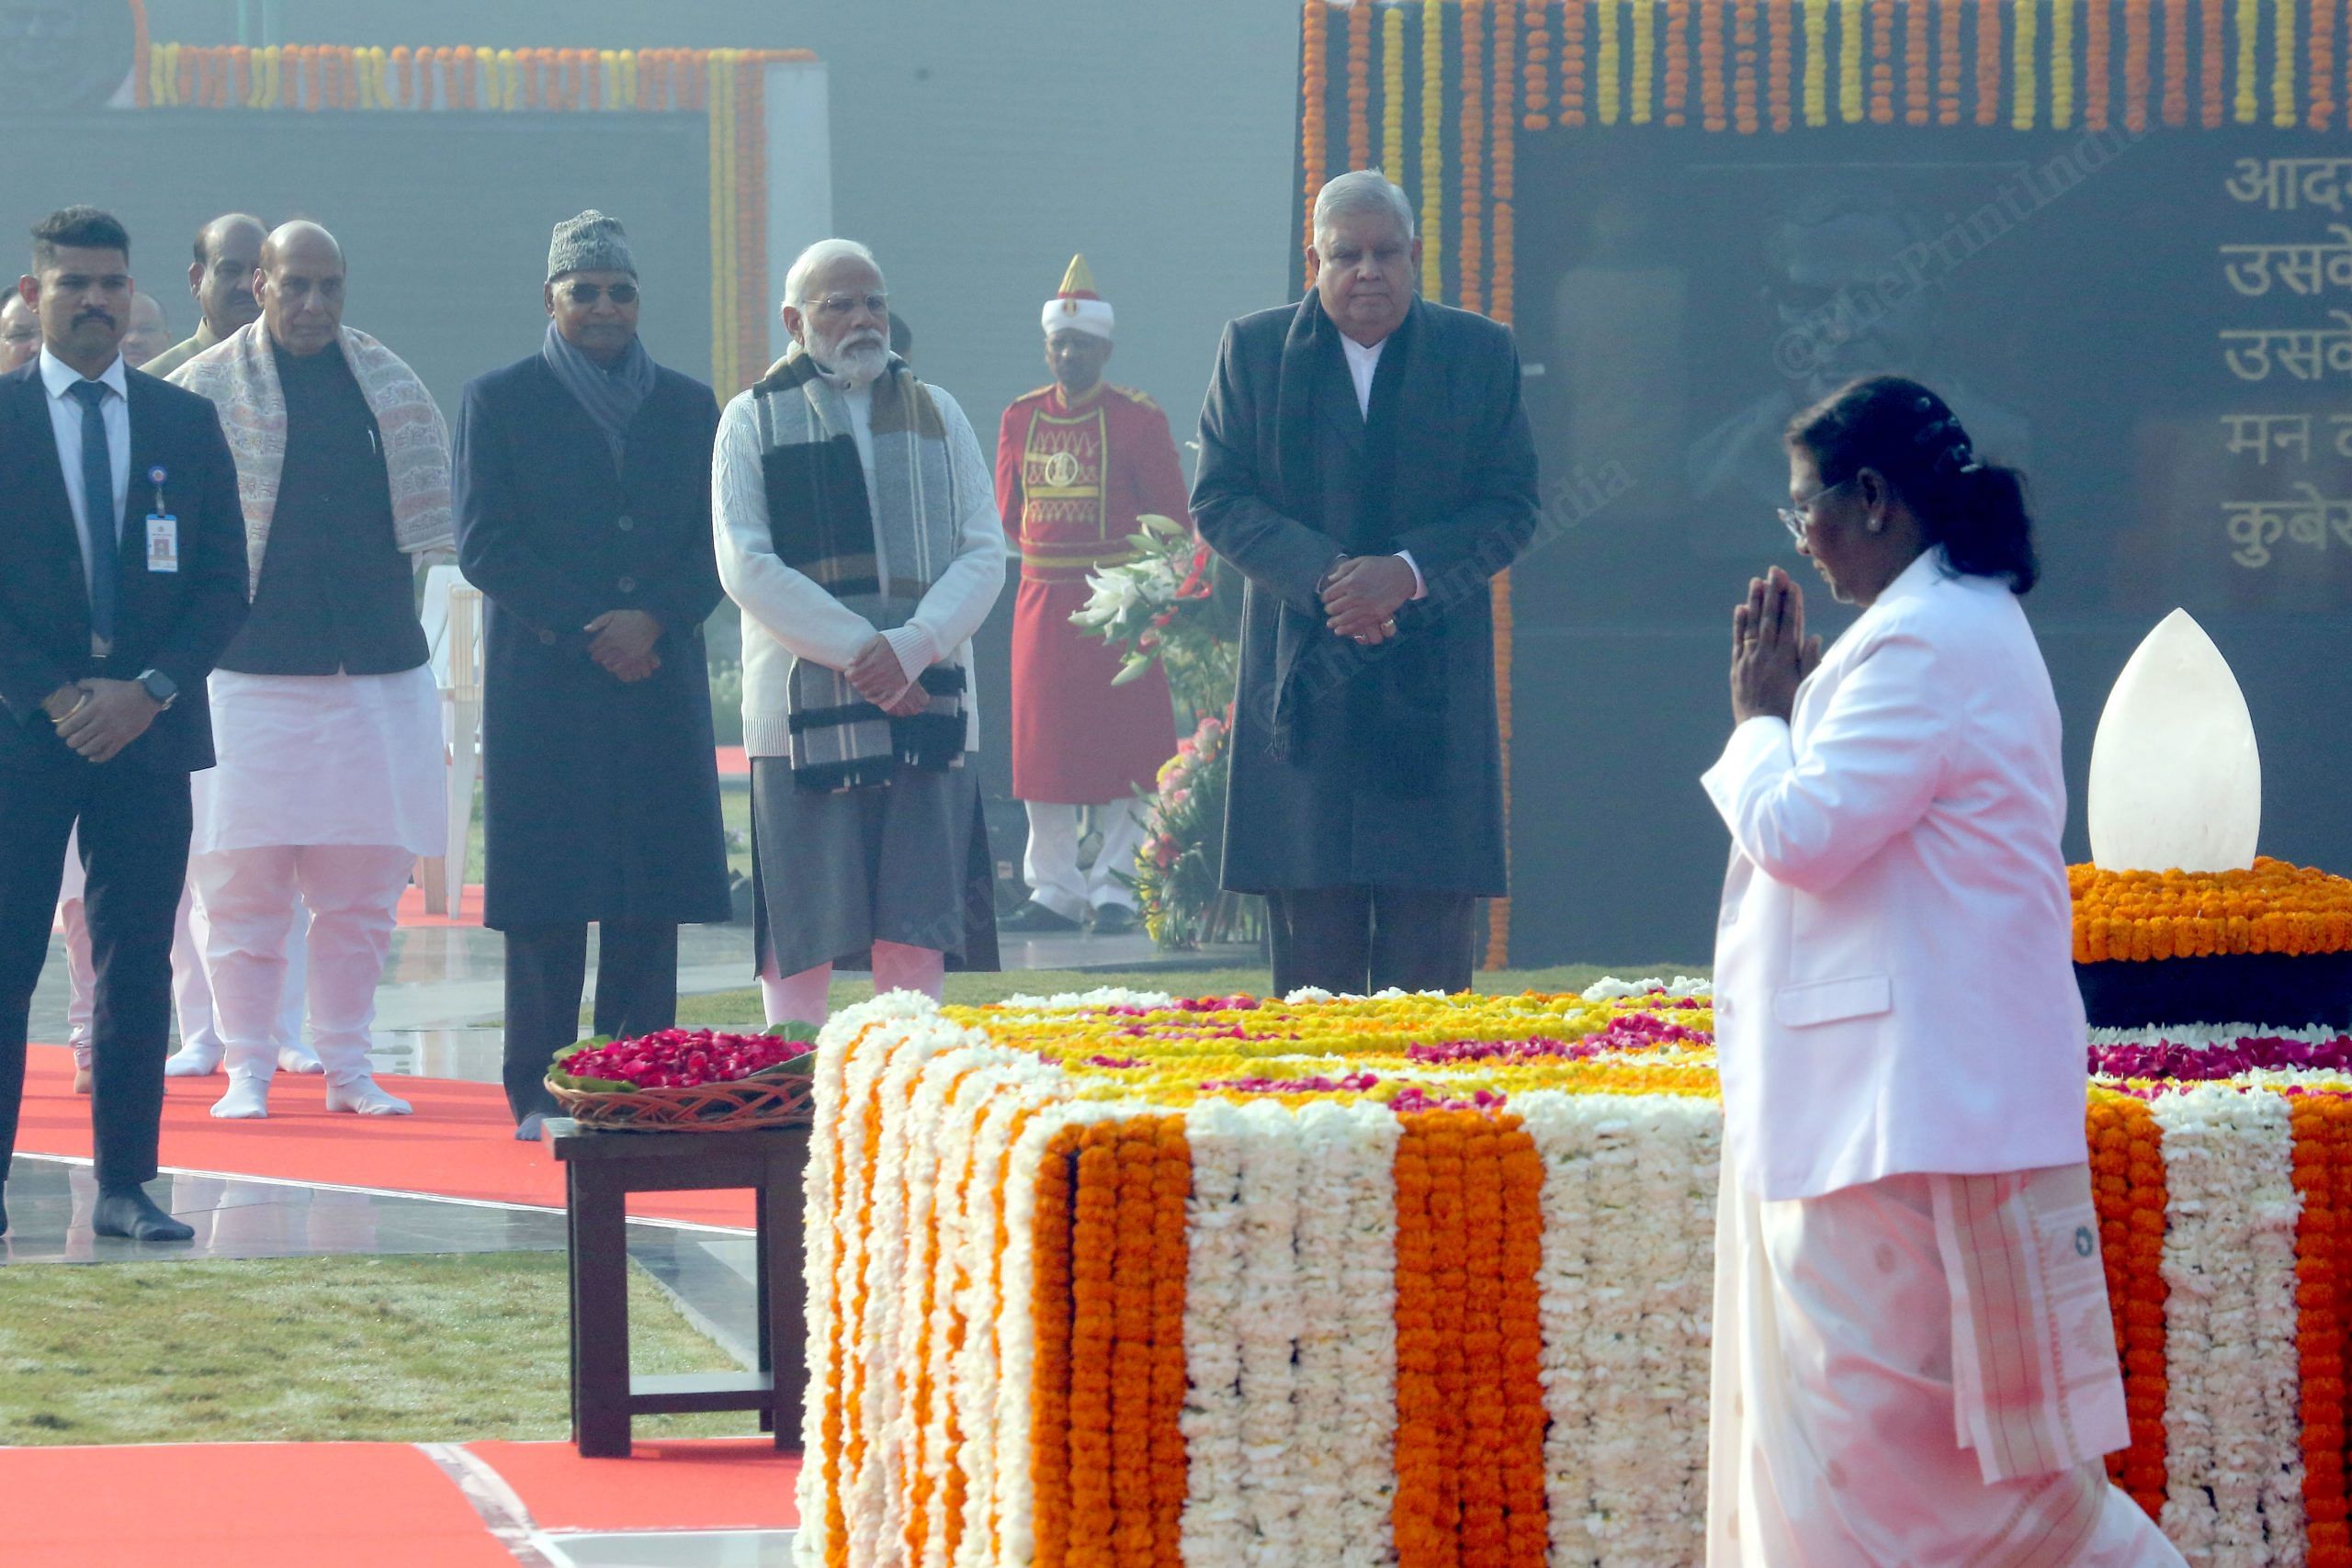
547;1026;819;1133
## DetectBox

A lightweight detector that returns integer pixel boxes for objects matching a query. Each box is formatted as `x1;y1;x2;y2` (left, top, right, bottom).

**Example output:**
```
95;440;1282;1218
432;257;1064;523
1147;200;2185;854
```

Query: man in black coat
454;211;731;1137
0;207;248;1238
1192;171;1540;997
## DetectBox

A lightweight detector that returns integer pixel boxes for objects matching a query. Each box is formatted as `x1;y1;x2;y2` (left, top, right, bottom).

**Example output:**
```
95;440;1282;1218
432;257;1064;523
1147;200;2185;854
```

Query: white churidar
1022;797;1148;919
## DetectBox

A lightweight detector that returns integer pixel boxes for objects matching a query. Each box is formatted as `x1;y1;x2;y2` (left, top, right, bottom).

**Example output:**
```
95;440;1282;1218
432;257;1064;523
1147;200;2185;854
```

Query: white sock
325;1076;412;1116
210;1077;270;1119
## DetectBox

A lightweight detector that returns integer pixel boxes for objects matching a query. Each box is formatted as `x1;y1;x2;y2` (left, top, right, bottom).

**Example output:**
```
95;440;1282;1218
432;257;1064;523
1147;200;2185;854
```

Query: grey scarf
542;321;657;461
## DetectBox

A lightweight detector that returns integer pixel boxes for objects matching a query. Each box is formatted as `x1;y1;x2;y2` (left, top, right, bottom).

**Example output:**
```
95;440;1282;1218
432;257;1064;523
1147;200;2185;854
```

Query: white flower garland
1180;1097;1251;1568
1234;1100;1306;1563
2153;1084;2305;1566
1579;975;1716;1000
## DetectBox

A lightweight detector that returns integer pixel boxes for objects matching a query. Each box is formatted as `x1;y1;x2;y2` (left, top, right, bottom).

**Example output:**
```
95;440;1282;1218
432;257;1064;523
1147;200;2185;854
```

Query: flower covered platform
798;984;2352;1567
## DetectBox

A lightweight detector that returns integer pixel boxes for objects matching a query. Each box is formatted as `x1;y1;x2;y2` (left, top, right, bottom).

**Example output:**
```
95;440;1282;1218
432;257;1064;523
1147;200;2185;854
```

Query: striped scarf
753;351;967;792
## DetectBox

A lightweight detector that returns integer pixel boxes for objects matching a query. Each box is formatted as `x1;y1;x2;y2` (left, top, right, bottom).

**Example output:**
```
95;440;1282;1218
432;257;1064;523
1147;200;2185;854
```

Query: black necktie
66;379;119;646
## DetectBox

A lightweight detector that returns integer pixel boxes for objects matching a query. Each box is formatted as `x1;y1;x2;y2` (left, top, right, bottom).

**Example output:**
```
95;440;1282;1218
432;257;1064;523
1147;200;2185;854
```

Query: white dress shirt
1334;332;1425;599
1700;548;2089;1201
39;347;131;605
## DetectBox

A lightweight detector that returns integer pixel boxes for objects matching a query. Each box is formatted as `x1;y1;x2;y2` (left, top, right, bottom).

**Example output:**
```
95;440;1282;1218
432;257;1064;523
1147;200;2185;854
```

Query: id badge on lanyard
144;465;177;572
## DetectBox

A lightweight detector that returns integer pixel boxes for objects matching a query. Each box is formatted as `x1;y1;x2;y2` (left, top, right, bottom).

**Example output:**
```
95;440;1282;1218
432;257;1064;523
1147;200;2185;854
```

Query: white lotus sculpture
2086;608;2260;874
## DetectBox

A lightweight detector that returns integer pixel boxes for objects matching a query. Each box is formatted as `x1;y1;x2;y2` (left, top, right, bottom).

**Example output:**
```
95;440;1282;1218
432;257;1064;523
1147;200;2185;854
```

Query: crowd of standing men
0;169;1532;1238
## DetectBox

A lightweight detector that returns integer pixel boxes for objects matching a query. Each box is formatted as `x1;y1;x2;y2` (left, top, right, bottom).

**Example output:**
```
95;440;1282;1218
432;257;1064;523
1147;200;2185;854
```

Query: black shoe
1000;898;1082;933
1091;905;1138;936
92;1186;194;1242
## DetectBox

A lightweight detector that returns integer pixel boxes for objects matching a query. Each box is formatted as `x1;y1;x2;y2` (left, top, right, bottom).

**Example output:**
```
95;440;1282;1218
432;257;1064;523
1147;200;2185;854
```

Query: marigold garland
2089;1089;2172;1516
2071;858;2352;963
1301;1;1329;254
1841;0;1869;120
1148;1119;1192;1566
2312;0;2336;130
1977;0;2005;121
1702;0;1731;127
1422;0;1447;296
1461;0;1487;317
1869;0;1895;119
1564;0;1591;125
1493;0;1520;324
2205;0;2229;123
2087;0;2113;124
1803;0;1831;124
1498;1121;1550;1563
1458;1118;1509;1562
2234;0;2263;121
1634;0;1659;121
1734;0;1762;130
1391;1116;1450;1566
1348;0;1374;172
1525;0;1555;130
2013;0;2040;126
2294;1097;2352;1563
1665;0;1692;122
1386;4;1411;179
2275;0;2301;123
1600;0;1626;122
1904;0;1931;120
2165;0;2192;121
1768;0;1794;129
2052;0;2077;125
1029;1123;1081;1568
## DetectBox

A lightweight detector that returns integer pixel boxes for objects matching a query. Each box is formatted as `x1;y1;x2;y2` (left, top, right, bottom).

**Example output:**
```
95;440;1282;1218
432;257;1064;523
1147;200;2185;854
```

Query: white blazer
1700;547;2088;1201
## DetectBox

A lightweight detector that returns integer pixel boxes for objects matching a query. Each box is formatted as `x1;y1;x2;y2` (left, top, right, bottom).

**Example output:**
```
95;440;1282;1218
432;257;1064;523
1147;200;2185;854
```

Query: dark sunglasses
563;282;639;305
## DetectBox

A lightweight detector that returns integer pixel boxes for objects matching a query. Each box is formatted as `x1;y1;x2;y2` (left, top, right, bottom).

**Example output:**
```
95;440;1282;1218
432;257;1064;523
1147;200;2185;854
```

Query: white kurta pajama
1701;548;2184;1567
190;668;442;1089
172;322;454;1106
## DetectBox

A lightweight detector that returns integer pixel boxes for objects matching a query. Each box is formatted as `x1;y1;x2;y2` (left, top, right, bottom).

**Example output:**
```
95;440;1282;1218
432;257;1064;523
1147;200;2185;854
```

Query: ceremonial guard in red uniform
994;257;1188;933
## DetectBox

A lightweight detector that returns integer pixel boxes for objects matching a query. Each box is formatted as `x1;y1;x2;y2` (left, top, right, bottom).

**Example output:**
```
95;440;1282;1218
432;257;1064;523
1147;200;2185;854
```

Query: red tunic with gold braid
994;380;1189;803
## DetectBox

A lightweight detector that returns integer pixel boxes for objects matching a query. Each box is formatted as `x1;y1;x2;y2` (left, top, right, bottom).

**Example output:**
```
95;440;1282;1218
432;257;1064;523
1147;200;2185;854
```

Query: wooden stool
547;1120;808;1458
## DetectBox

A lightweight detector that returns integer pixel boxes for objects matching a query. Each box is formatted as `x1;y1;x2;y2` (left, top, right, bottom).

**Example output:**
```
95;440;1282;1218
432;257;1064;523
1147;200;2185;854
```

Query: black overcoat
452;353;731;931
1190;294;1539;895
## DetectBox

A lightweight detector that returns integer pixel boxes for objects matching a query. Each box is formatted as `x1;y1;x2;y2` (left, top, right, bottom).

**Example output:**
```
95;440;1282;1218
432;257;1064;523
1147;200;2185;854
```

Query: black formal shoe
1091;905;1138;936
514;1112;548;1143
92;1187;194;1242
1000;898;1082;933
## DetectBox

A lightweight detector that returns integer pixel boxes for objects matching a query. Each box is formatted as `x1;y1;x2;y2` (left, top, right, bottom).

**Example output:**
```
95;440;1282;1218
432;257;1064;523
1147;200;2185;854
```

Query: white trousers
1709;1162;2185;1567
191;845;413;1086
1022;797;1147;920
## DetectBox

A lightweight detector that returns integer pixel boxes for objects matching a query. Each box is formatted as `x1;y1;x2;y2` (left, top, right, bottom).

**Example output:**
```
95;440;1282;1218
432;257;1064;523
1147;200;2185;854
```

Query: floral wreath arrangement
1125;710;1261;951
1069;511;1238;728
795;977;2352;1565
1072;513;1258;950
547;1023;817;1132
2072;857;2352;1033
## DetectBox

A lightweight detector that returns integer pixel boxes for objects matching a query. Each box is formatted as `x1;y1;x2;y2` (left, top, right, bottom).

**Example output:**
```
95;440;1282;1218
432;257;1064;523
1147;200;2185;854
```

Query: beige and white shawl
170;321;454;592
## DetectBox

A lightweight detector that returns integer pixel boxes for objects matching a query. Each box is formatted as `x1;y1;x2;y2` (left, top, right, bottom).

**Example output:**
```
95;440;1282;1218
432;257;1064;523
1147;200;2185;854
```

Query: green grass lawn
670;962;1711;1030
0;1253;756;1446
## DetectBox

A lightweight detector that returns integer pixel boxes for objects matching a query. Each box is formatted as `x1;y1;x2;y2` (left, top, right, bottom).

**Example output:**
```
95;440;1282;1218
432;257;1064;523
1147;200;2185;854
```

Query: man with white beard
713;239;1004;1029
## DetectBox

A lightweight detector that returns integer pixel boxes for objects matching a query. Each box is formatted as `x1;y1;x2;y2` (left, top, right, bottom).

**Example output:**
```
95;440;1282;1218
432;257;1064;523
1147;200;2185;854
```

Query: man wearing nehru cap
455;210;731;1138
994;256;1189;935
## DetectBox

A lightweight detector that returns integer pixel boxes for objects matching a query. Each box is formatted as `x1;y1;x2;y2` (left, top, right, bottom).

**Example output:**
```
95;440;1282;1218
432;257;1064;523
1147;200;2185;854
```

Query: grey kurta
1190;294;1538;895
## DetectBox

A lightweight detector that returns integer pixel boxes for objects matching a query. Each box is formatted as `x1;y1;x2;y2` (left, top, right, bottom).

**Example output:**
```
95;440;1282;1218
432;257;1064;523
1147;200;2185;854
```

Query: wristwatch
135;669;177;709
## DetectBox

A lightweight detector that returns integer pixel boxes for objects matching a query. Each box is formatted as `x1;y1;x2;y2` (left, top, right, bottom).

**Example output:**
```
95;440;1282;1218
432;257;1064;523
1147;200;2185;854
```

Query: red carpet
471;1438;799;1531
395;882;484;928
2;1443;517;1567
15;1044;754;1229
